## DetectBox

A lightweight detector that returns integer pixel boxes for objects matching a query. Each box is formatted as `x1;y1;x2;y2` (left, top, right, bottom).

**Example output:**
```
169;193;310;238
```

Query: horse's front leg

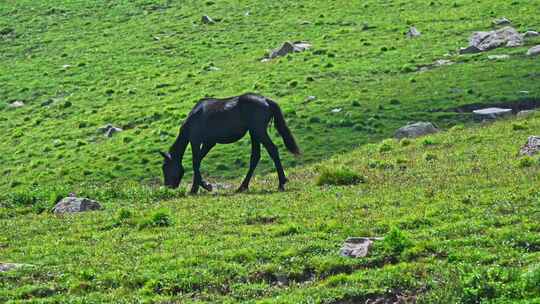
199;142;216;191
190;142;202;194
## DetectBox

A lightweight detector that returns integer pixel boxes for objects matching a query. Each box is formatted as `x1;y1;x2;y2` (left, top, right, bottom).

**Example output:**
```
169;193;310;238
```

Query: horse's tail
267;99;301;155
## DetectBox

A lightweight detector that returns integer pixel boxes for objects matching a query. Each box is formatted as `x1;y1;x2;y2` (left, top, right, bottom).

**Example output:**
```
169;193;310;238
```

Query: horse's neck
170;125;189;161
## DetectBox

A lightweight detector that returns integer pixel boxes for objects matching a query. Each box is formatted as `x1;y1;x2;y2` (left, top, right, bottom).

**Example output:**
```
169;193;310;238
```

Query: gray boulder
523;31;539;38
492;17;511;26
52;197;102;214
406;26;421;38
519;136;540;156
266;41;311;60
0;263;30;272
98;124;123;137
340;237;383;258
395;122;439;139
460;27;524;54
473;107;512;120
201;15;215;24
527;45;540;56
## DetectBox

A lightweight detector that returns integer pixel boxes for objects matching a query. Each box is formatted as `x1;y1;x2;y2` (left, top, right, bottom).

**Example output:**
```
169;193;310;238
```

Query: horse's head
159;151;184;188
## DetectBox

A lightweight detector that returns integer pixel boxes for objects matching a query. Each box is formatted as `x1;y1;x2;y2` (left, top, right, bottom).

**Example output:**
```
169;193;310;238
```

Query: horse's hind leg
237;132;261;192
199;142;216;191
256;129;287;191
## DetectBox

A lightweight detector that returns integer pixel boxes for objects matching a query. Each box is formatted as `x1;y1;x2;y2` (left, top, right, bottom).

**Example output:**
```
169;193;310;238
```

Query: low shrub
316;166;366;186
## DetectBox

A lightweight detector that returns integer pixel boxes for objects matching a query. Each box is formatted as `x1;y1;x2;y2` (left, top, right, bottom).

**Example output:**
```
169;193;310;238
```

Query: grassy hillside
1;113;539;303
1;0;540;190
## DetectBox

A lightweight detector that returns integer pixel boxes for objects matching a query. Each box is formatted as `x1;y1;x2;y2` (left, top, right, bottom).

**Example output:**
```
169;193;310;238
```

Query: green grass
1;0;540;190
1;112;539;303
1;0;540;302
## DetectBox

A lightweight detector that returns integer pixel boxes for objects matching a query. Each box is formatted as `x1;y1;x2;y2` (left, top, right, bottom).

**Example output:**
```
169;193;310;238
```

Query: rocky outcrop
460;27;523;54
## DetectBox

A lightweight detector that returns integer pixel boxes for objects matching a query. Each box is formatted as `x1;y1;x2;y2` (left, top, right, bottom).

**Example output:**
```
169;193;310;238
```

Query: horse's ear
159;151;171;159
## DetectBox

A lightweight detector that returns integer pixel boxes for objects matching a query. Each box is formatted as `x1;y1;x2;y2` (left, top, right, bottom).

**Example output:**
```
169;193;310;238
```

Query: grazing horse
160;93;300;194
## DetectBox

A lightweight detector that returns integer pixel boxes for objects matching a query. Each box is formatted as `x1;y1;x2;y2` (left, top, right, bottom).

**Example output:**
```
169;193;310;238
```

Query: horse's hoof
236;186;248;193
278;185;285;192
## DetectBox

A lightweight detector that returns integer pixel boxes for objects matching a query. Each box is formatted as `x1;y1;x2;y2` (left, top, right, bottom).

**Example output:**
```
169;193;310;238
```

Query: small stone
517;110;536;118
406;26;421;38
519;136;540;156
488;54;510;60
523;31;540;38
473;107;512;120
266;41;312;59
62;64;72;69
340;237;382;258
395;122;439;139
52;197;102;214
331;108;342;113
492;17;511;26
303;96;317;104
201;15;215;24
0;263;31;272
527;45;540;56
8;100;25;108
98;124;123;137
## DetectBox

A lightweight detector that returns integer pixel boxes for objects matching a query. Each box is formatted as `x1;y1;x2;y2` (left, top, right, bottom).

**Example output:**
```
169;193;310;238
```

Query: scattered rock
62;64;72;69
340;237;383;258
527;45;540;56
418;59;454;72
331;108;342;113
519;136;540;156
98;124;123;137
523;31;539;38
395;122;439;139
0;263;31;272
201;15;215;24
492;17;511;26
517;110;536;118
460;27;523;54
265;41;312;60
303;96;317;104
473;107;512;120
488;54;510;60
406;26;421;38
8;100;25;108
52;197;102;214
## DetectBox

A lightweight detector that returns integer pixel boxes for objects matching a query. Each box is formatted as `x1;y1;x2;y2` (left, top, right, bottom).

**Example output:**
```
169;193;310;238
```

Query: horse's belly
206;128;247;144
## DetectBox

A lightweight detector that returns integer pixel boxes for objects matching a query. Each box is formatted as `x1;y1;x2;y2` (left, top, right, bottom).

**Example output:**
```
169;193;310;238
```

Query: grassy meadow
1;0;540;303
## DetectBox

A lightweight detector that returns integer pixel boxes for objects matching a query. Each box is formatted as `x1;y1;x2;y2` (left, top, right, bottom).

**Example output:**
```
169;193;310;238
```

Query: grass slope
1;114;539;303
1;0;540;190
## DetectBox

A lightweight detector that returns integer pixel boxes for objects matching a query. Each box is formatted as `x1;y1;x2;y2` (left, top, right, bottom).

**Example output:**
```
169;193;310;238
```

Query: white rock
523;31;539;38
493;17;511;26
340;237;383;258
331;108;342;113
527;45;540;56
267;41;312;59
406;26;421;38
473;107;512;120
519;136;540;156
8;100;25;108
488;54;510;60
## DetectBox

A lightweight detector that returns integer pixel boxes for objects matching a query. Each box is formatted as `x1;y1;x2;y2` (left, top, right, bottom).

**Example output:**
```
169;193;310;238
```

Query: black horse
160;93;300;194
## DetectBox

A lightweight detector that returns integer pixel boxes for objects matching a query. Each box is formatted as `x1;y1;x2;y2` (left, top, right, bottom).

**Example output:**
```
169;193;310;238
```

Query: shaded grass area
1;114;539;303
1;0;540;191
